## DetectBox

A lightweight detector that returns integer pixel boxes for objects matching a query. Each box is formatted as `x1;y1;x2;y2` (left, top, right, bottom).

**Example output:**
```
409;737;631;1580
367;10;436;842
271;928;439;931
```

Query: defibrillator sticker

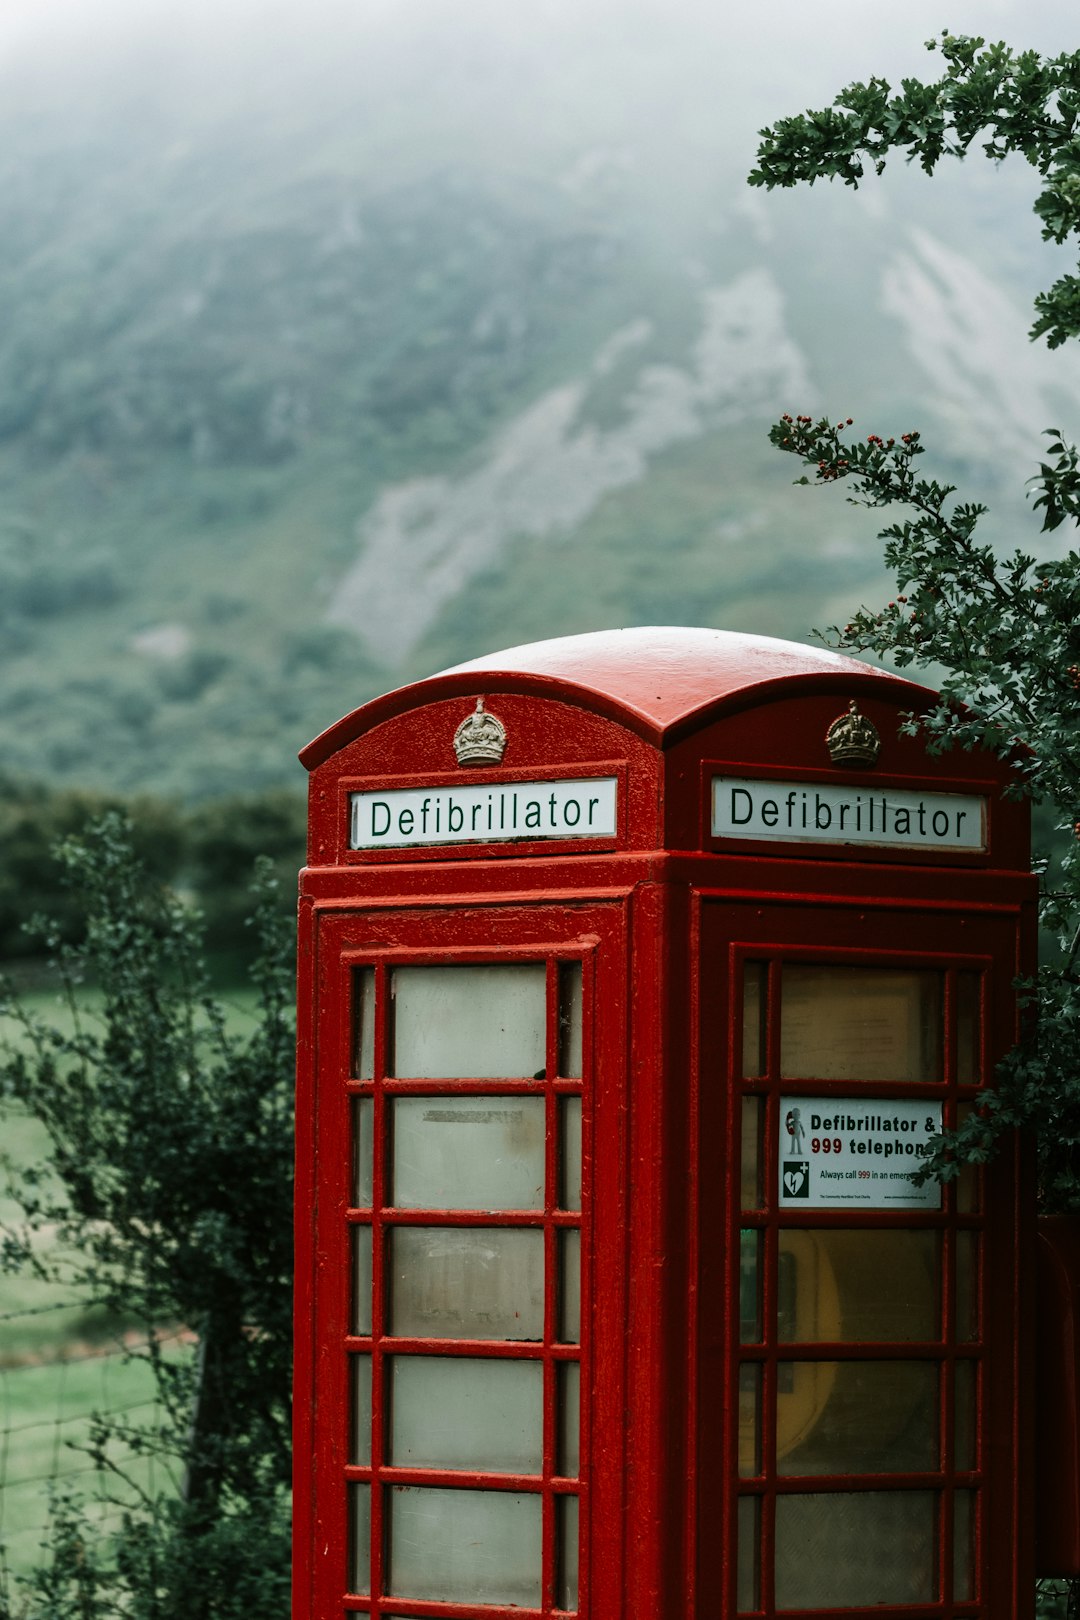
778;1097;942;1209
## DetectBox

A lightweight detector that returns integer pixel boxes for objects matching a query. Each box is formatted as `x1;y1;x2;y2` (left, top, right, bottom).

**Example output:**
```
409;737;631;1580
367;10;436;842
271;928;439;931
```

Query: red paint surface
301;626;923;769
296;629;1035;1619
1036;1217;1080;1574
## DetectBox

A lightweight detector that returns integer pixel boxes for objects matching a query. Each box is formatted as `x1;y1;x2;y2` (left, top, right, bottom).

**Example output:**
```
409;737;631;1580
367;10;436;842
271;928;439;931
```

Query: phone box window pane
775;1490;936;1608
737;1495;760;1612
738;1362;761;1478
352;1226;372;1337
955;1360;977;1470
390;1356;543;1473
350;1355;372;1466
954;1489;976;1600
392;1097;545;1211
352;1098;374;1209
348;1483;370;1596
389;1227;545;1341
387;1486;541;1606
777;1360;938;1475
559;1361;580;1477
742;962;766;1078
560;1098;583;1211
391;964;546;1078
560;1229;581;1344
557;1494;579;1611
559;963;583;1078
957;972;981;1085
740;1229;762;1344
957;1231;980;1342
353;968;376;1079
781;966;943;1082
778;1229;939;1342
955;1104;981;1214
741;1097;763;1210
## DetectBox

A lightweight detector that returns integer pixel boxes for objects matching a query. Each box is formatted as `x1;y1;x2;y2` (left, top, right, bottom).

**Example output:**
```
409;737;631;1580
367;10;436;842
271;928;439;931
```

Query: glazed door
304;901;628;1620
697;899;1031;1620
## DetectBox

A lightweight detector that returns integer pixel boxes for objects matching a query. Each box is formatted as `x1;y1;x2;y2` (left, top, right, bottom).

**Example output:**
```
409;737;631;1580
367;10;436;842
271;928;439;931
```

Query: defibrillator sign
778;1097;942;1209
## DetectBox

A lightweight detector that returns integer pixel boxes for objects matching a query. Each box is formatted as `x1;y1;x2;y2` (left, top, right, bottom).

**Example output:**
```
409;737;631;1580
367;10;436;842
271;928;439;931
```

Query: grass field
0;1340;181;1581
0;983;264;1583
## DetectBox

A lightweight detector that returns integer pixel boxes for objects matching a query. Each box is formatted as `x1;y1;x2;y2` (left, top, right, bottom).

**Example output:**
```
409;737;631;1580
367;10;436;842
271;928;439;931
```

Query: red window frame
727;942;990;1619
330;940;594;1620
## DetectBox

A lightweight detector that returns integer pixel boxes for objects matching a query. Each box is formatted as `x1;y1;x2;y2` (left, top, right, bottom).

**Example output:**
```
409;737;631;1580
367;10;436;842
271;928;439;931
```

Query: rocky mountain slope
1;2;1076;799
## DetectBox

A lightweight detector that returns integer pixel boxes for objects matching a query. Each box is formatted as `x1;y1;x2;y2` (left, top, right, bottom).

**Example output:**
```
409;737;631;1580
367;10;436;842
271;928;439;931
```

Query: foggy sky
1;0;1075;308
3;0;1077;140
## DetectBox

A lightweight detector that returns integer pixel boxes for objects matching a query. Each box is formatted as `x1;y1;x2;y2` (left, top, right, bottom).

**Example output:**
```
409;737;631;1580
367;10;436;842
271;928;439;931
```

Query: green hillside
0;9;1075;799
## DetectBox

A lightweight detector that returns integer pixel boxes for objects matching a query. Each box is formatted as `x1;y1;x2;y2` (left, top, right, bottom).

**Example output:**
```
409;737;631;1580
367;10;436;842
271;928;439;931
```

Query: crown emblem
453;699;507;767
825;700;881;768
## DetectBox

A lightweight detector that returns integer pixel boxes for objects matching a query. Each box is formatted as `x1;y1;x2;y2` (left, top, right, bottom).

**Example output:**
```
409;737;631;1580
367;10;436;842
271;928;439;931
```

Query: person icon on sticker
785;1106;805;1156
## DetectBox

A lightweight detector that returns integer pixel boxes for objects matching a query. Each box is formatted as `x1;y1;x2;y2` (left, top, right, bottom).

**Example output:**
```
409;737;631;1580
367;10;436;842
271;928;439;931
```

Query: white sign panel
350;776;618;849
712;777;985;852
778;1097;942;1209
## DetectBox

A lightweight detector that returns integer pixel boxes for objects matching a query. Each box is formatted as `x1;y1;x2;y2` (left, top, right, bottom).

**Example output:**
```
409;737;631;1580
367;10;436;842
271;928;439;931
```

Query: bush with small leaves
753;34;1080;1212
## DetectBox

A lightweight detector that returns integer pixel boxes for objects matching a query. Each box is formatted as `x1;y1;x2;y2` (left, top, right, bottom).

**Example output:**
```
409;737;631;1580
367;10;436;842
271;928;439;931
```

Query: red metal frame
296;628;1036;1620
693;902;1032;1619
301;901;631;1620
342;949;584;1618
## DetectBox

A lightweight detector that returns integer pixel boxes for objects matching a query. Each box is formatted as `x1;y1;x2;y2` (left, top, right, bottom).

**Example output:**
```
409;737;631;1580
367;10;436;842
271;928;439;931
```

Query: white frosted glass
348;1483;370;1595
775;1490;935;1607
957;1231;979;1342
392;1097;545;1211
559;1229;581;1344
957;972;981;1085
777;1361;937;1475
390;1356;543;1472
742;962;767;1078
352;1097;374;1208
352;1226;372;1336
737;1495;760;1612
389;1226;545;1340
353;968;376;1078
741;1096;763;1209
560;1098;582;1211
387;1486;542;1605
956;1103;980;1214
740;1229;762;1344
350;1354;372;1465
391;964;546;1078
777;1229;939;1342
955;1360;977;1470
559;1361;580;1477
559;963;583;1076
954;1489;975;1600
739;1362;761;1478
558;1494;579;1610
781;966;942;1082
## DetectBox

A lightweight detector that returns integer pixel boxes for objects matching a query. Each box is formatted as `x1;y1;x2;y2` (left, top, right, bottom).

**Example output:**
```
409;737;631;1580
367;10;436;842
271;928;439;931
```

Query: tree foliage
0;780;305;966
0;815;294;1619
750;31;1080;348
751;34;1080;1211
0;777;185;960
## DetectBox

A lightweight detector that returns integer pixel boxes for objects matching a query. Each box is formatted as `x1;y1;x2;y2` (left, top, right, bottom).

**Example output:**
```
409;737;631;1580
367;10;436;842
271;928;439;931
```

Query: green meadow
0;987;265;1580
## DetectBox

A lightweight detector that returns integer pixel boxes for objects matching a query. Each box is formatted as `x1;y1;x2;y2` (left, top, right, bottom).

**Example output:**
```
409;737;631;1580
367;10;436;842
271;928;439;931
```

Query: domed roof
301;626;925;767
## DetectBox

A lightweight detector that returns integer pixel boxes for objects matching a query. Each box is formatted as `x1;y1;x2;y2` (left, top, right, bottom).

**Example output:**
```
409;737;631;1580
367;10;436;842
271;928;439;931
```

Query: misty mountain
0;3;1076;799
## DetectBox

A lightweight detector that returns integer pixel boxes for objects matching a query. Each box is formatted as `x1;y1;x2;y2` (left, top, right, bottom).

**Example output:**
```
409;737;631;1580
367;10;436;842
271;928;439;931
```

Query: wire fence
0;1299;190;1597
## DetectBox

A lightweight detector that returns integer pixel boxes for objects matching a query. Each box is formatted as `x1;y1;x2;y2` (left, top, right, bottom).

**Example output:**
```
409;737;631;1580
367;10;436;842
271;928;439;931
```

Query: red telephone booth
295;626;1036;1620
